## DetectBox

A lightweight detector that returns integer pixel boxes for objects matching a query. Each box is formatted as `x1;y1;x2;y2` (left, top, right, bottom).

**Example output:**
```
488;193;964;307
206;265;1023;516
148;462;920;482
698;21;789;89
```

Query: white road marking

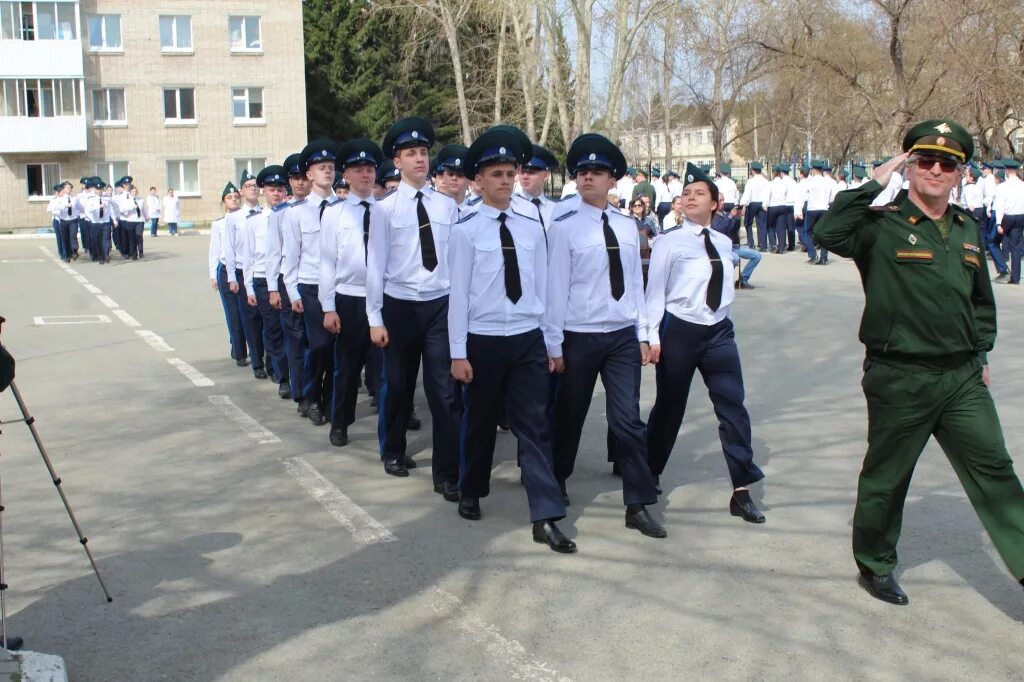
33;315;111;326
84;284;103;294
114;309;142;328
282;456;397;545
208;395;280;444
135;329;172;350
167;358;215;387
65;267;79;275
0;258;44;263
96;295;118;309
73;274;89;284
430;589;571;682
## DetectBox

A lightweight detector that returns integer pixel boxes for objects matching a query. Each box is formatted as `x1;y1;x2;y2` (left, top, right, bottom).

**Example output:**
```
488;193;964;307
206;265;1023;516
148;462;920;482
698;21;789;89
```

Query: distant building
0;0;307;230
618;121;745;173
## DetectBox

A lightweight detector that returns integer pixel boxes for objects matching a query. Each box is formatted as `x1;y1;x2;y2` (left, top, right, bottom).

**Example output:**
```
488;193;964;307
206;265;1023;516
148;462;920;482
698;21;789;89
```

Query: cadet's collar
684;218;711;236
476;202;508;220
517;189;543;202
398;180;429;199
309;188;332;203
346;192;375;206
576;200;606;221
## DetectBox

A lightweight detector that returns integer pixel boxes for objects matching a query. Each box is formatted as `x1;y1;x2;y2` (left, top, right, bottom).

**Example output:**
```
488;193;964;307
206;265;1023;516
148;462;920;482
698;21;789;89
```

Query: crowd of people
44;180;182;263
203;116;1024;605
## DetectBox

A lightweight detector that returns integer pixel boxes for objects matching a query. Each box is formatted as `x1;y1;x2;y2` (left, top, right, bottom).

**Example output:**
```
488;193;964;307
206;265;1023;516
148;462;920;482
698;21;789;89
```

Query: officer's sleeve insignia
964;253;981;269
272;202;289;213
963;242;980;253
553;210;577;222
908;234;917;245
907;215;920;225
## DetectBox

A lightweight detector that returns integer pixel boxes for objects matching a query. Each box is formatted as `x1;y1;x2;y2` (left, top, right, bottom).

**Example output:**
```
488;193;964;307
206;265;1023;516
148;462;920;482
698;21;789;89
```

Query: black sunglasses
909;156;959;173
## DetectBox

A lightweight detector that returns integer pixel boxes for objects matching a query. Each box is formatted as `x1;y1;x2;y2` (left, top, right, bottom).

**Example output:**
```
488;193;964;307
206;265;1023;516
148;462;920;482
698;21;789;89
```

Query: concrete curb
0;650;68;682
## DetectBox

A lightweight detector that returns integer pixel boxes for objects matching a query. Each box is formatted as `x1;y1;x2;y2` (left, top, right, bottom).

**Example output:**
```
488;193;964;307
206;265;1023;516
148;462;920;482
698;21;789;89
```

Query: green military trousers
853;356;1024;580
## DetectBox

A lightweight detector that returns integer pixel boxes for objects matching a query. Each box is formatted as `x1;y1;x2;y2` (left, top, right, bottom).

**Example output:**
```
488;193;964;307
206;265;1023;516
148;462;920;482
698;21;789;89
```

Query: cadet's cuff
978;352;989;365
450;343;466;359
546;343;563;358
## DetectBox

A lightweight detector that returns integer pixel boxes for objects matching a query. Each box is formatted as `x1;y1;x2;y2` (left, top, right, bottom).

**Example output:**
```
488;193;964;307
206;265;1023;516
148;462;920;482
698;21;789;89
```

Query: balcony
0;40;84;78
0;116;87;152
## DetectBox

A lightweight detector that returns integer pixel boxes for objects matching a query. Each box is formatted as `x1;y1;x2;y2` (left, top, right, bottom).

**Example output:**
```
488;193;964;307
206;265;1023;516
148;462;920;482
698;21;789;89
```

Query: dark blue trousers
552;326;658;506
987;213;1009;274
122;221;144;258
785;207;796;250
765;206;785;252
744;202;764;248
461;330;566;522
298;283;333;408
79;220;93;259
1006;215;1024;284
235;269;264;371
329;293;370;428
52;218;66;259
802;210;827;262
646;315;764;489
216;263;246;360
58;218;78;259
277;275;307;402
95;222;112;262
379;294;460;485
254;278;288;385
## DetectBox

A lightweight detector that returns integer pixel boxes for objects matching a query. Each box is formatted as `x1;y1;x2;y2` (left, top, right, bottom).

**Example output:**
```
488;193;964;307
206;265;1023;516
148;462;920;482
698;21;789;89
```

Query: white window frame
166;159;200;197
94;161;129;188
159;15;192;53
228;15;261;53
163;87;196;125
87;13;121;52
92;87;126;126
2;78;82;118
231;86;264;125
234;158;266;183
25;162;61;199
1;2;78;41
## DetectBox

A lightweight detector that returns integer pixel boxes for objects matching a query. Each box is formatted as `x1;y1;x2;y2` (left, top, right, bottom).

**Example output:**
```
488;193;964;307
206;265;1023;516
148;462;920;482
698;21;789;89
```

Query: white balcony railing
0;116;87;152
0;40;84;78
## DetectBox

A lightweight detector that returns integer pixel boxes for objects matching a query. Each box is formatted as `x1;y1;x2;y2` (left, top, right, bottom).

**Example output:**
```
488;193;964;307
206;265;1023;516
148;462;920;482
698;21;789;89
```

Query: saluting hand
873;152;910;189
451;359;473;384
323;312;341;334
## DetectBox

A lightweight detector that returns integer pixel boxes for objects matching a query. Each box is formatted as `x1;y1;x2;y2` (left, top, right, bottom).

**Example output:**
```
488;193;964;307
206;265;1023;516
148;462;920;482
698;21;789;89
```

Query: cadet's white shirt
511;190;556;230
994;174;1024;223
264;200;293;292
616;176;635;204
646;218;734;343
146;194;161;218
282;189;332;302
981;173;997;210
831;179;847;201
654;180;673;205
668;178;684;199
208;215;227;279
54;193;82;220
46;196;63;219
766;176;788;207
560;180;577;199
447;202;547;359
715;175;739;204
544;200;648;358
242;207;274;297
79;192;111;223
113;192;146;222
739;173;770;205
224;203;259;274
366;181;457;327
870;172;904;206
162;195;180;223
75;191;91;222
319;193;379;308
962;182;984;211
803;174;834;212
662;211;684;230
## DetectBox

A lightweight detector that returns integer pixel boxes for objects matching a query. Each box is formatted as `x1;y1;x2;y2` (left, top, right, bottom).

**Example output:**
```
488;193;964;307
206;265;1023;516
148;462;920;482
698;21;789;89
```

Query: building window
92;88;125;124
229;16;261;52
234;158;266;182
95;161;129;188
0;78;82;117
87;14;121;50
0;2;76;40
231;87;263;122
26;162;60;197
163;87;195;123
166;160;199;196
159;15;191;51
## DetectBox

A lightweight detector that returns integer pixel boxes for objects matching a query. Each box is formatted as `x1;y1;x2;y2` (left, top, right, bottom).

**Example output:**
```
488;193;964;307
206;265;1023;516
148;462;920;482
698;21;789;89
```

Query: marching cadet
645;163;766;524
781;163;799;251
282;140;338;426
55;181;81;262
765;164;788;253
714;163;739;213
46;184;68;261
738;161;769;249
76;178;94;261
616;167;635;209
435;144;470;207
653;167;673;225
243;165;292;397
266;152;310;407
209;182;249;366
962;167;986;225
512;144;559;229
366;117;461;495
993;159;1024;285
545;133;664;538
319;138;384;447
796;160;832;265
815;119;1024;605
849;164;868;188
224;171;266;378
448;127;576;552
81;177;115;264
113;176;147;260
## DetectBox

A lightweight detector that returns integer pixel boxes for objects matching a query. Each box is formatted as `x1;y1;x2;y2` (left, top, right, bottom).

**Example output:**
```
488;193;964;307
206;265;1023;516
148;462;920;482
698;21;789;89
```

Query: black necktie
702;228;723;312
602;212;624;300
135;200;141;218
66;197;72;217
99;200;104;219
415;190;437;271
498;212;522;303
360;200;371;264
531;197;545;229
319;199;327;220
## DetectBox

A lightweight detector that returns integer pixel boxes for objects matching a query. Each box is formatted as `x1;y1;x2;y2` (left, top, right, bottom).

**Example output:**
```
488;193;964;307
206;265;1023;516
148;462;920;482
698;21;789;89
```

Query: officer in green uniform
815;119;1024;605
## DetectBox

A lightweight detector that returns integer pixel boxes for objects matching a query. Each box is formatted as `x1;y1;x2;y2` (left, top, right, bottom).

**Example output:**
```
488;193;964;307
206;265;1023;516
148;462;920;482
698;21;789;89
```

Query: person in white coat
162;189;181;235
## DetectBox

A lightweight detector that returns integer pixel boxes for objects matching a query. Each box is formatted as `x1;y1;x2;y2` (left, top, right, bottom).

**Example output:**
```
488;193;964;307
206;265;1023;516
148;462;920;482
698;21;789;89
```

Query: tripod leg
7;382;113;603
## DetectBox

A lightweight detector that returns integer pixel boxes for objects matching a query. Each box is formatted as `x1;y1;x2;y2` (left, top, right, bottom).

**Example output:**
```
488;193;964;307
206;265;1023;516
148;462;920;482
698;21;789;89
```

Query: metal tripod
0;380;112;649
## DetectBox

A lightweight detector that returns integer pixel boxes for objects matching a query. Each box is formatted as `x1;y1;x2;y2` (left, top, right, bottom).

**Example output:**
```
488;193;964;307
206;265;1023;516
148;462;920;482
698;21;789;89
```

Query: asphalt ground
0;234;1021;681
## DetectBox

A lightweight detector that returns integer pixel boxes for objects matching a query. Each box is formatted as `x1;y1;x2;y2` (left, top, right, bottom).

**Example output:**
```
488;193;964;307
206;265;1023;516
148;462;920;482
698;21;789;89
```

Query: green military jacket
814;179;996;364
632;181;656;206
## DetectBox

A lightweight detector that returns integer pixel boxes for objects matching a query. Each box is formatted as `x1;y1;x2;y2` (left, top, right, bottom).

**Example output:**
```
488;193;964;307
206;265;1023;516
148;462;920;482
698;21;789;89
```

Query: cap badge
936;136;946;146
321;149;327;156
359;151;366;158
454;159;461;166
687;174;694;182
909;234;917;245
588;153;596;161
499;146;506;154
934;123;953;134
411;131;419;139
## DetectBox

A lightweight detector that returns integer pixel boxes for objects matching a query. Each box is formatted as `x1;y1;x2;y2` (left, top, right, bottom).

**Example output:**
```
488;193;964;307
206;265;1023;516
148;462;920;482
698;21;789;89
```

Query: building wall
0;0;307;230
619;122;745;173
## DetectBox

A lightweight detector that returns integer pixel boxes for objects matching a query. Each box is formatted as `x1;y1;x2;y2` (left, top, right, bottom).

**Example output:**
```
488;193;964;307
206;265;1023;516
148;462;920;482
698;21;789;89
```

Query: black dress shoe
403;455;417;469
407;412;422;431
384;458;409;477
994;272;1009;282
235;358;249;367
611;461;621;477
253;368;268;380
816;259;828;265
625;505;667;538
370;394;378;408
653;474;662;495
730;490;766;523
308;403;327;426
858;572;909;605
433;481;460;502
738;281;756;290
559;482;570;507
458;496;481;520
329;426;349;447
532;520;577;553
297;399;311;418
278;382;291;400
2;635;23;651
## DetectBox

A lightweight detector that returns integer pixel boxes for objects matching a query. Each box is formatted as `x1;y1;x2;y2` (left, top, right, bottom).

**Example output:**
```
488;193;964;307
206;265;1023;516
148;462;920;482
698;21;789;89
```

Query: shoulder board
467;196;482;206
271;202;289;213
559;194;578;202
455;211;478;224
245;207;266;220
950;204;973;222
291;198;308;206
327;196;343;207
869;204;901;212
511;209;539;222
381;188;397;200
553;210;577;222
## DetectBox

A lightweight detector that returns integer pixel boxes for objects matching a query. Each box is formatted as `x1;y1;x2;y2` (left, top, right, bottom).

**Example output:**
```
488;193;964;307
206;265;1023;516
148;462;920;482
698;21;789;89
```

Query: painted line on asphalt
136;329;173;351
209;395;280;444
33;315;111;326
73;274;89;284
167;358;215;387
114;309;142;328
430;589;571;682
84;284;103;295
96;295;119;309
283;456;397;545
0;258;45;263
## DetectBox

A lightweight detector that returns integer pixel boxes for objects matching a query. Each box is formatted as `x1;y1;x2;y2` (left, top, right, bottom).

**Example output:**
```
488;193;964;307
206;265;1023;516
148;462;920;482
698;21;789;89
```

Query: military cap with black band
382;117;434;158
435;143;470;175
283;153;303;177
565;133;627;180
337;138;384;171
256;165;288;188
299;139;338;172
464;129;530;177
